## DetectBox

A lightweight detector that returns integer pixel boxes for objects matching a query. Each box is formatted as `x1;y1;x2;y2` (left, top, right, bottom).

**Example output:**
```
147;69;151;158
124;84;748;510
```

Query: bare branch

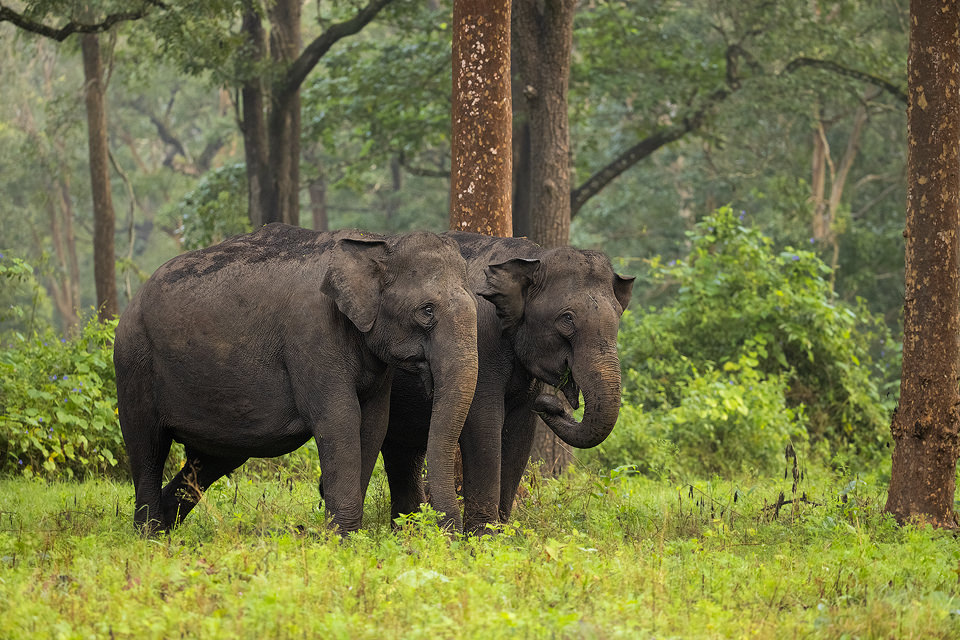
0;2;166;42
570;89;728;218
279;0;396;101
784;57;907;104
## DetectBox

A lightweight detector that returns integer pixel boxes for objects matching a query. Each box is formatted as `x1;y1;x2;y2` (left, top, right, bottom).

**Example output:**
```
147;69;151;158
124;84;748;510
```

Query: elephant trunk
534;341;622;449
423;301;479;531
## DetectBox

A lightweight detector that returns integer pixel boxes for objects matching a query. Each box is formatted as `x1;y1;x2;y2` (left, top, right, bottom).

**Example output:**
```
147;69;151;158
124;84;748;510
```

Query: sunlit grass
0;461;957;639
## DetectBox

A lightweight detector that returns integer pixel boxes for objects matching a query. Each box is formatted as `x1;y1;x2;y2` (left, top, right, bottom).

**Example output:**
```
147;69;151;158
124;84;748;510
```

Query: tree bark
450;0;513;236
512;0;575;249
266;0;302;226
80;32;117;321
240;7;270;228
512;0;577;474
885;0;960;528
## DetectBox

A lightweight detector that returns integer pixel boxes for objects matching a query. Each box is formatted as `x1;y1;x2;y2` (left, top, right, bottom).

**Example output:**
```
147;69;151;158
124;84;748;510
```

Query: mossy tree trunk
885;0;960;528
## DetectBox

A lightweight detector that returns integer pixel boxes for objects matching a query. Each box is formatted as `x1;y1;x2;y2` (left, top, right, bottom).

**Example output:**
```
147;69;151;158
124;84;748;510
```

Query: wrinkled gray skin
114;224;478;534
383;232;634;533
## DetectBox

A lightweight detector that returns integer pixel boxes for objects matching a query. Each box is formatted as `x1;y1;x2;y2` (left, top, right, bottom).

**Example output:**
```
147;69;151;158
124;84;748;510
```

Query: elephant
382;232;635;533
113;224;479;534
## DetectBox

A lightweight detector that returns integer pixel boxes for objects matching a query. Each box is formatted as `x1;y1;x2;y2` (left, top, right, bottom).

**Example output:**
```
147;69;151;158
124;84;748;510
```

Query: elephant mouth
541;365;580;410
416;360;434;399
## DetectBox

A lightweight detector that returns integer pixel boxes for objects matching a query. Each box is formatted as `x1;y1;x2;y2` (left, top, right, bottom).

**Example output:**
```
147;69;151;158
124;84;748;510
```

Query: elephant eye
557;311;576;336
416;303;437;328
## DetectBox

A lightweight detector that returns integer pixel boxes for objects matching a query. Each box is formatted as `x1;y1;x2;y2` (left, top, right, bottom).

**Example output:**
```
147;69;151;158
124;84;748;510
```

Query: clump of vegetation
596;207;899;476
0;314;124;479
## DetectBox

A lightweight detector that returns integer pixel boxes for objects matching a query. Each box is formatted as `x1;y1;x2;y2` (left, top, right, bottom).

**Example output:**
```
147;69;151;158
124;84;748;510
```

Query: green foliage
0;314;124;479
0;253;48;334
0;468;957;638
600;207;897;475
159;162;250;250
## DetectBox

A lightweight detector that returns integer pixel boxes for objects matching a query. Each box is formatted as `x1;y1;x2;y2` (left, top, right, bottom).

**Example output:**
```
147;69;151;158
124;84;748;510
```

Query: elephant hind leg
382;444;427;523
119;391;171;535
160;448;247;529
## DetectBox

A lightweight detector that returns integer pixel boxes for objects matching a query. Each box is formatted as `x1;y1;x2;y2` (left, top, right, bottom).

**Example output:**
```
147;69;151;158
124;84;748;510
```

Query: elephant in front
113;224;478;534
383;232;634;533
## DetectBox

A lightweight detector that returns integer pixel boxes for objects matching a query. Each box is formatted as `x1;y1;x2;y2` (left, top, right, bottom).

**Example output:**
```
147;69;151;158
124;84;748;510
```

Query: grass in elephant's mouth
0;459;956;639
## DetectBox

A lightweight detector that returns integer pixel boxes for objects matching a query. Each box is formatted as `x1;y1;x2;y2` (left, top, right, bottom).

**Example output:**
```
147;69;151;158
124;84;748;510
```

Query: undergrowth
0;460;957;639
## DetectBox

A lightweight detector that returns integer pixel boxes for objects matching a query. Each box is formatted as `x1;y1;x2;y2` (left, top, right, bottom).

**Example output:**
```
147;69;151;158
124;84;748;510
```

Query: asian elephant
382;232;635;533
113;224;478;534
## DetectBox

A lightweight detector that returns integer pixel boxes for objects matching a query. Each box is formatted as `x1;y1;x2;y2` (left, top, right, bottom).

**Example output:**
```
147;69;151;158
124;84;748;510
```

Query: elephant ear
320;237;388;333
476;257;540;331
613;273;636;315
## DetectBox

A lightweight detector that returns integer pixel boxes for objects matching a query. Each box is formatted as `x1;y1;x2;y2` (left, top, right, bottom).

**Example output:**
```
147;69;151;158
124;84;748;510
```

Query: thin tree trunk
511;55;531;239
885;0;960;528
80;32;117;321
450;0;512;236
308;170;329;231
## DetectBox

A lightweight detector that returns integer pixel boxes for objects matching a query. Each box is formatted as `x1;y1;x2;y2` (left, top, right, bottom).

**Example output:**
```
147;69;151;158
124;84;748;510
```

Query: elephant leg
498;400;539;522
120;399;172;535
160;448;247;529
459;394;505;534
357;373;393;510
383;373;432;522
382;444;427;521
314;390;365;533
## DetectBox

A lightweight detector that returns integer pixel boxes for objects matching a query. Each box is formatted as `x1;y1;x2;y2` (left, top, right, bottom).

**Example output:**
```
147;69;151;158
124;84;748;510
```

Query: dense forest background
1;0;910;478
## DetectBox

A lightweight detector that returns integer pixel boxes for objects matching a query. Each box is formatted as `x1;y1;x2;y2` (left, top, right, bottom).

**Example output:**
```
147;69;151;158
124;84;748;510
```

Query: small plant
0;313;124;479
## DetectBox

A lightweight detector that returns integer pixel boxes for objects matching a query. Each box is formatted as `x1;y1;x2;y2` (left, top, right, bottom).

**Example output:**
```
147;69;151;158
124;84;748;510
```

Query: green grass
0;462;957;639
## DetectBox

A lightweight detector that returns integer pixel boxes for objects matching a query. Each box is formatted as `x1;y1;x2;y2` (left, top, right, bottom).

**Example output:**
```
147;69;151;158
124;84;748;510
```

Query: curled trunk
534;346;622;449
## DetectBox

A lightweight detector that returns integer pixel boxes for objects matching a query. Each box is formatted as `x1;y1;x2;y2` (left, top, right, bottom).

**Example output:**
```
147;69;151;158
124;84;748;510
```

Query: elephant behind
114;224;478;534
383;232;634;533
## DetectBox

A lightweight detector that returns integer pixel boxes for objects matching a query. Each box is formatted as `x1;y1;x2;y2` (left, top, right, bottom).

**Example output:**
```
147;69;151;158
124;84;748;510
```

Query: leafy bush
0;314;125;479
599;206;898;475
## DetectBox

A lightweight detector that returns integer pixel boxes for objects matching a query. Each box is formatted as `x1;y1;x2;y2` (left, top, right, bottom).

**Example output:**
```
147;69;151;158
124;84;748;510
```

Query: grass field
0;460;957;639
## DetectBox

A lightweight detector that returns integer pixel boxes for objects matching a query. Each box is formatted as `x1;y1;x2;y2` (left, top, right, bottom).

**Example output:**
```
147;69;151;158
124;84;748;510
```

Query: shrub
0;314;125;479
601;206;898;475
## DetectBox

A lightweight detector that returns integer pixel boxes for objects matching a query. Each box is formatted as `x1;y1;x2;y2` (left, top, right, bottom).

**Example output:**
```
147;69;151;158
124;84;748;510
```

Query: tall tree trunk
512;0;577;475
512;0;575;249
267;0;302;226
80;32;117;321
450;0;512;236
44;172;81;334
240;7;270;229
885;0;960;528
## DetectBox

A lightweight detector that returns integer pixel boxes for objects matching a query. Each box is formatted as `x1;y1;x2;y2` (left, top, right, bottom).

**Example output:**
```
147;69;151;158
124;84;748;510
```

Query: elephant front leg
498;397;540;523
459;396;505;534
314;393;366;534
357;372;393;519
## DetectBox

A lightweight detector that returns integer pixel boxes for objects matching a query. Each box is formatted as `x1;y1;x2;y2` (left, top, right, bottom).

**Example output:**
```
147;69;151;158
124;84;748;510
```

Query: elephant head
321;232;479;529
478;248;634;449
